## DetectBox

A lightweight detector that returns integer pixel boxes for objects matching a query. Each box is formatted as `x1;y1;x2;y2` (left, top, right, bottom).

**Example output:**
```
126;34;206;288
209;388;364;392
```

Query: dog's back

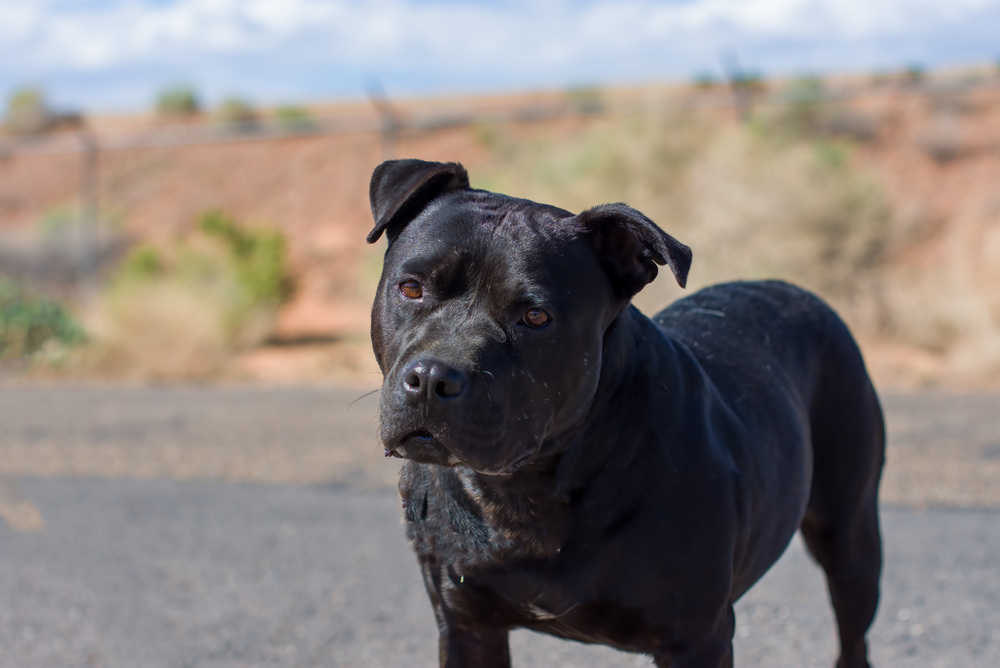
654;280;885;665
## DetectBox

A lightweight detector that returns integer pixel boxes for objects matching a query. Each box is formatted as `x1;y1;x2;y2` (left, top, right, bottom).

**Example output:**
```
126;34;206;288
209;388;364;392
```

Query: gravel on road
1;386;998;507
0;385;998;667
1;478;998;668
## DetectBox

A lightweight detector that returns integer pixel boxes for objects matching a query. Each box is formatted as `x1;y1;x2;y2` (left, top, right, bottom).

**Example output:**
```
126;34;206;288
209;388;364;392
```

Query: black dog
367;159;884;668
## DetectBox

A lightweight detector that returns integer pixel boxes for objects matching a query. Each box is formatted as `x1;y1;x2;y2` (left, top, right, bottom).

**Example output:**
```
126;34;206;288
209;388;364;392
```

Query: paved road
1;386;998;667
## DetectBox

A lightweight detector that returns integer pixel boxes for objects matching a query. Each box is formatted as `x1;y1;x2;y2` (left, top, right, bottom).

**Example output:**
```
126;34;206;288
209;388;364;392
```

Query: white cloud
2;0;999;109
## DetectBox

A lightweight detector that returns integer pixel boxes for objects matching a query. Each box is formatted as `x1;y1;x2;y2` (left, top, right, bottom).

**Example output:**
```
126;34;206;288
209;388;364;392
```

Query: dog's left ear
576;202;692;299
367;159;470;244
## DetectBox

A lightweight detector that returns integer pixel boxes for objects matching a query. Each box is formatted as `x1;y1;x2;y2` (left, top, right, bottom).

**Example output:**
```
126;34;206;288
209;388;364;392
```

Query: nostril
404;370;421;390
434;375;463;399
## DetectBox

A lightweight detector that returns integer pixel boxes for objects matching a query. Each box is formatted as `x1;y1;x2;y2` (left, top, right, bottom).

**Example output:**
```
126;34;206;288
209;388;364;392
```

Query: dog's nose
403;360;467;403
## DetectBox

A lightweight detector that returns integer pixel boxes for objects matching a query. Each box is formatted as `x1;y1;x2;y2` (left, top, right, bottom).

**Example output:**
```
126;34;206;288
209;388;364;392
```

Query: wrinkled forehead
386;191;590;283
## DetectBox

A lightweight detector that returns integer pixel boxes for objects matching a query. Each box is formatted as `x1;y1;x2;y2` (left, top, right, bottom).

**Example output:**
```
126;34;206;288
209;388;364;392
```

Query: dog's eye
520;308;551;328
399;280;423;300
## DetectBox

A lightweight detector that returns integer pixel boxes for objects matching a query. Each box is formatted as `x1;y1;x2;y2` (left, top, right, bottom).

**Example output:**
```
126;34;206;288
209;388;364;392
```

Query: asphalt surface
1;385;998;667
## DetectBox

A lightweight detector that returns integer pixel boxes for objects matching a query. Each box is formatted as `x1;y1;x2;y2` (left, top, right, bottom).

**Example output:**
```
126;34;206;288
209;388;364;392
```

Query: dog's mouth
384;427;544;476
404;429;434;443
385;429;459;467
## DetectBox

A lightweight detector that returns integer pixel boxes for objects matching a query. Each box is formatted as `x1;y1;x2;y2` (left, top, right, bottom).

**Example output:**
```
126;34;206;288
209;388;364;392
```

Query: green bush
92;212;293;378
216;97;258;133
0;280;85;359
115;244;165;280
274;106;317;132
4;87;53;134
156;85;201;117
197;210;292;308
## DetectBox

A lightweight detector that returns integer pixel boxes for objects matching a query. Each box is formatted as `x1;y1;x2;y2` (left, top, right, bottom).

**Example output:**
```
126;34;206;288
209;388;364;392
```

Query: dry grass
7;85;996;387
83;282;234;380
474;111;710;220
474;110;1000;387
878;215;1000;382
78;213;291;380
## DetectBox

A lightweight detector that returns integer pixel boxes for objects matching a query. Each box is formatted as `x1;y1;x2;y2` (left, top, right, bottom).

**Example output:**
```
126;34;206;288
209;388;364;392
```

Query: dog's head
367;159;691;475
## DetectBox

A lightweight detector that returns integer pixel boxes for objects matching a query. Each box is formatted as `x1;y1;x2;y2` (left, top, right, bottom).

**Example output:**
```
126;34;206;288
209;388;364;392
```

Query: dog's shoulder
651;280;849;362
654;280;830;332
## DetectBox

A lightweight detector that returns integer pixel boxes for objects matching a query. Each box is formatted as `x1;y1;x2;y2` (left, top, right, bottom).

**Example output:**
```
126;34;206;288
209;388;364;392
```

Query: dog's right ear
367;160;470;244
576;202;692;300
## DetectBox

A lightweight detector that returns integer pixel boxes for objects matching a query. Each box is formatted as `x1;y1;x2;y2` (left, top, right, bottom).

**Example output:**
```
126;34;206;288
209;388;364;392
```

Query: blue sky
2;0;1000;113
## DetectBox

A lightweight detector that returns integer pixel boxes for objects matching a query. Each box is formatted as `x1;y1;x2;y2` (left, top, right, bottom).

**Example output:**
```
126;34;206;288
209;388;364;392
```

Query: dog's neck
450;305;682;559
551;305;683;491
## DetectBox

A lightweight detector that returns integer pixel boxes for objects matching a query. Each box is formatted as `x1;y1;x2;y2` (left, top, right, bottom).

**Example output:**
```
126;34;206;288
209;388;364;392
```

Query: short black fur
367;160;884;668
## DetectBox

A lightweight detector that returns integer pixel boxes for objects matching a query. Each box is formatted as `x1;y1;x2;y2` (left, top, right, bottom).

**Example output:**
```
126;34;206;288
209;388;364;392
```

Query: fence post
366;79;401;161
722;51;754;123
78;128;100;293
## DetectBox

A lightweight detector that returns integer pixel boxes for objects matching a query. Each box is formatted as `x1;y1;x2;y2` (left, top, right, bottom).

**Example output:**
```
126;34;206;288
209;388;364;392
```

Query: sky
2;0;1000;113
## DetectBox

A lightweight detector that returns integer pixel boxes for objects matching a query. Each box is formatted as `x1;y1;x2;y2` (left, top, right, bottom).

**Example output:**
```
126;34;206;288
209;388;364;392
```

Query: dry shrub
813;108;882;144
764;77;882;144
879;216;1000;381
917;125;971;163
634;126;891;326
86;282;232;379
474;111;999;385
924;80;983;115
475;111;710;221
476;114;890;318
85;212;291;380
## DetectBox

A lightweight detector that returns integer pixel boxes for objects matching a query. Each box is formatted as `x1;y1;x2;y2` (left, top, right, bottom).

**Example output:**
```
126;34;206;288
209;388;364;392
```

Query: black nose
402;360;467;403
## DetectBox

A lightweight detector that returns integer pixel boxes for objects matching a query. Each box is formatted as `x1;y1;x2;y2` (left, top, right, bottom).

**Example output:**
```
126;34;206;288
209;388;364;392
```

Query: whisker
348;388;382;411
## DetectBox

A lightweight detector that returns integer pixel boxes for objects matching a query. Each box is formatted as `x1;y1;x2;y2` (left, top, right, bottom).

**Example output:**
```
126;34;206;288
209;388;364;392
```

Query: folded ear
367;159;470;244
576;203;692;300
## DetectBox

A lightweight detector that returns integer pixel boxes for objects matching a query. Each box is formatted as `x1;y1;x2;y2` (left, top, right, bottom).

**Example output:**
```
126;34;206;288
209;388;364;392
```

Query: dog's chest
405;487;664;649
401;463;571;564
467;565;664;651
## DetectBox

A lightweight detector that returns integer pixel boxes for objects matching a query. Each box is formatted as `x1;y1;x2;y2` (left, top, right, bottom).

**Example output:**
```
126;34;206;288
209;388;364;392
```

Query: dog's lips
403;429;434;444
383;426;540;475
385;429;459;466
387;428;434;453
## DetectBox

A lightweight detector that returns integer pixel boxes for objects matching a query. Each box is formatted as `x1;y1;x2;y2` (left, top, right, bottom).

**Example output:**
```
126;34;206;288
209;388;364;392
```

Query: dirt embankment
1;79;999;386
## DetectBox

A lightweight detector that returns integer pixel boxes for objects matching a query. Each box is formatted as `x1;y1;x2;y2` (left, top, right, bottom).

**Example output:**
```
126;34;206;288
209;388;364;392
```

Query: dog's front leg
421;562;511;667
654;606;735;668
439;627;511;668
654;638;733;668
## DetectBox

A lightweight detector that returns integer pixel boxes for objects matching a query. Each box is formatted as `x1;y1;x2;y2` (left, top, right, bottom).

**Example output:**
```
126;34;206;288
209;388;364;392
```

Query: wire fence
1;73;998;296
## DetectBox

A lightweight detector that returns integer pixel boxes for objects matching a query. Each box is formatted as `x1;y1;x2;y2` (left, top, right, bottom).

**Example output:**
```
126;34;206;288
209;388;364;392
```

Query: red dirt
2;79;999;385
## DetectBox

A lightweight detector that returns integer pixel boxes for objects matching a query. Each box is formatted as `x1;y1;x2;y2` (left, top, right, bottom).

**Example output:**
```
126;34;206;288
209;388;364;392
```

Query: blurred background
2;2;1000;667
1;0;999;387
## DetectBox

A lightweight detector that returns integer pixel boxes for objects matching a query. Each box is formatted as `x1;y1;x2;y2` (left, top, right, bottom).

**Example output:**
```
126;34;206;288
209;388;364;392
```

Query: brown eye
521;308;550;328
399;280;423;300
